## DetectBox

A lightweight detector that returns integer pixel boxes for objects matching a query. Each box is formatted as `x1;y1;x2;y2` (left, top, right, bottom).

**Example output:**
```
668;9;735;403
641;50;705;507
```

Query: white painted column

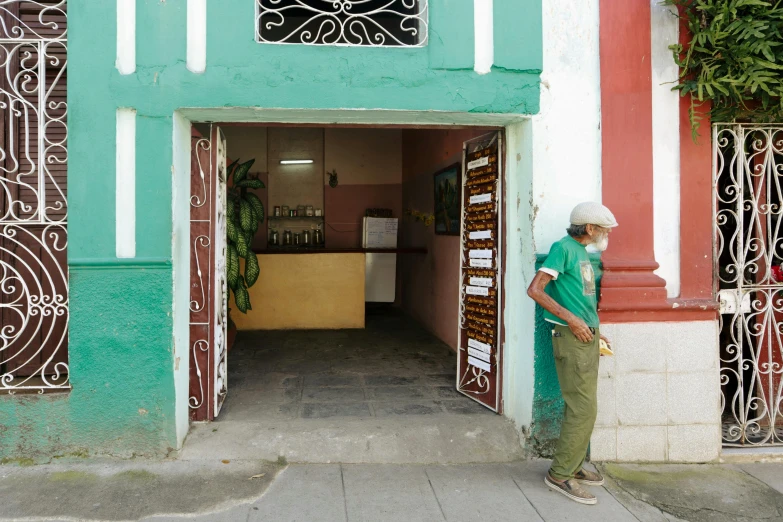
187;0;207;73
116;109;137;259
474;0;494;75
116;0;136;75
650;1;681;298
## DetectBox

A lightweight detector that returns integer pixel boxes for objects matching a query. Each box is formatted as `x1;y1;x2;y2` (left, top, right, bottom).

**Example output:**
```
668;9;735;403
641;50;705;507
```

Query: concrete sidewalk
2;459;783;521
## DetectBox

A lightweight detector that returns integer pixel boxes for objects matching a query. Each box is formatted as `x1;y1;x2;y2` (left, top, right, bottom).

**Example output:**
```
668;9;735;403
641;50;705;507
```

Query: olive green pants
549;323;600;481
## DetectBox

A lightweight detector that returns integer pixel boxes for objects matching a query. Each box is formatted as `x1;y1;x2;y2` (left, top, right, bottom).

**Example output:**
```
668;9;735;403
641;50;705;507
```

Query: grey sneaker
545;473;597;505
575;468;605;486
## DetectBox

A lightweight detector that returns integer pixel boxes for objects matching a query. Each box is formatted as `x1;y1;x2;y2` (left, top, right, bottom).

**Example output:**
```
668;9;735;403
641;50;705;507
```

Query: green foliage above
665;0;783;139
226;159;264;315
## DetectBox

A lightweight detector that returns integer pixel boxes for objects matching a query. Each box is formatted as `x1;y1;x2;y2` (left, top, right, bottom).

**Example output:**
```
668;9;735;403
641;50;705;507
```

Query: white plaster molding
187;0;207;73
172;111;192;447
116;0;136;75
473;0;494;74
651;1;681;298
116;109;136;259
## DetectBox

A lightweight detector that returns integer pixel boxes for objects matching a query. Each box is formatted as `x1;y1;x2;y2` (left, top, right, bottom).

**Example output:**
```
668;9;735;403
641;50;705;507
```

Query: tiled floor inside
220;309;493;422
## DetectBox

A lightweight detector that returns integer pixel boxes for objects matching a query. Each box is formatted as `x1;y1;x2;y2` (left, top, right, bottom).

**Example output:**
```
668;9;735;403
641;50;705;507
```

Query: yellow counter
232;253;365;330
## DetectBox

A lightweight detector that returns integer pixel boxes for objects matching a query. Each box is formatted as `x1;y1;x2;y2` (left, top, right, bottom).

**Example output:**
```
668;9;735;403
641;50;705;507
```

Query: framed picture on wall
433;163;461;236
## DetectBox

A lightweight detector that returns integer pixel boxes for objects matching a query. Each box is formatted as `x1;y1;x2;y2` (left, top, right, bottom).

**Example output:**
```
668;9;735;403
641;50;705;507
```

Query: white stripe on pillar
651;1;681;298
116;0;136;75
474;0;494;75
187;0;207;73
116;109;137;259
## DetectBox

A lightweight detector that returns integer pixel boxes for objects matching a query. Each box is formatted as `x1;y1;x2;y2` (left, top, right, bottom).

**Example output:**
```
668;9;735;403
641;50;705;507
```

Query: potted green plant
226;158;265;349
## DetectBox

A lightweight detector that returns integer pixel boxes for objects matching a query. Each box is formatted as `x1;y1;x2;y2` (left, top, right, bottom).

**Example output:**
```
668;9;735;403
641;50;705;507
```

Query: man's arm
526;271;594;342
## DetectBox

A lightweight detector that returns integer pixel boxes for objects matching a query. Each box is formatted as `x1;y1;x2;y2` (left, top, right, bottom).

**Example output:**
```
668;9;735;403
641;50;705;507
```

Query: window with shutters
255;0;428;47
0;0;69;393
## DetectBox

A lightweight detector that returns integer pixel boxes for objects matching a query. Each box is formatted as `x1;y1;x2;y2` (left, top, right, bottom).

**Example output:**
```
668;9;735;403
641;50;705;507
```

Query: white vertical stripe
187;0;207;73
651;1;681;298
116;0;135;75
116;109;136;259
474;0;494;75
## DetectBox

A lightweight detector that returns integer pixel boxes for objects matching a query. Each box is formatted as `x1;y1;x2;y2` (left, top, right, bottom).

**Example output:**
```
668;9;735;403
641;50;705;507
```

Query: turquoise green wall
1;0;542;458
0;267;177;460
529;253;602;457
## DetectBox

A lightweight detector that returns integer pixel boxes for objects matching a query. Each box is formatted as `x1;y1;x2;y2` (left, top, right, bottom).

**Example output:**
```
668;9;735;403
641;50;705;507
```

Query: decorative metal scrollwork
0;1;68;393
715;124;783;446
256;0;428;47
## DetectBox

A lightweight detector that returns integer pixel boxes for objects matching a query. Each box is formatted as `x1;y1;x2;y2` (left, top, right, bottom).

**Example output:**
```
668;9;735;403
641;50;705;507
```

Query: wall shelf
268;216;324;221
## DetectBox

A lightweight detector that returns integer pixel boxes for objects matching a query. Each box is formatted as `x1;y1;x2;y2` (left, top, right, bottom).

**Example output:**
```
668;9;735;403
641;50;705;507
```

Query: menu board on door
456;132;503;413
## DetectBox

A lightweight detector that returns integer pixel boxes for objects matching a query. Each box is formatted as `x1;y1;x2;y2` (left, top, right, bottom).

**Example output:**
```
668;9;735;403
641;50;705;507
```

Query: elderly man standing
526;202;618;505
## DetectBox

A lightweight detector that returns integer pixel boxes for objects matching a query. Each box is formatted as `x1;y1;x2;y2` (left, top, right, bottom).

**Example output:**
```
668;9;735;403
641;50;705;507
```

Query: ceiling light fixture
279;159;314;165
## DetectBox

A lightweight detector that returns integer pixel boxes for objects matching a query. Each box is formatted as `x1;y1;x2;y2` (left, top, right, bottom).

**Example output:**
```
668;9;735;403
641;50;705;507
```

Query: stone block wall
590;321;721;463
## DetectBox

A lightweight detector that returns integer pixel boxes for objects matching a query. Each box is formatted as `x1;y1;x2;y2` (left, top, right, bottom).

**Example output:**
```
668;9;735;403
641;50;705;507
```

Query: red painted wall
399;129;486;350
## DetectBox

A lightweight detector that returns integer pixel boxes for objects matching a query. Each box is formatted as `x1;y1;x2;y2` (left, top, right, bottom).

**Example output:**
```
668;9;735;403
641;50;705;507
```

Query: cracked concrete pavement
2;459;783;521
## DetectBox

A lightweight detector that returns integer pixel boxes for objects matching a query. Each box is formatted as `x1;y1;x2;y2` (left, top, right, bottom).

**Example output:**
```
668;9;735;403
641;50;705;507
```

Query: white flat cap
570;202;618;228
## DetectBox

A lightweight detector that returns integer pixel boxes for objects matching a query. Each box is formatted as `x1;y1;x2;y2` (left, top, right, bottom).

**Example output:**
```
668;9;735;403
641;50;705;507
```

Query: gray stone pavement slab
342;464;445;522
7;459;783;521
738;462;783;495
507;460;639;522
425;463;544;522
247;465;347;522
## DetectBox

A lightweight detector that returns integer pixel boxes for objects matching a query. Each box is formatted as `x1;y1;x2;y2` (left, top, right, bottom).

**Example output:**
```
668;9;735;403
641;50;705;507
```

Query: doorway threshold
180;415;522;464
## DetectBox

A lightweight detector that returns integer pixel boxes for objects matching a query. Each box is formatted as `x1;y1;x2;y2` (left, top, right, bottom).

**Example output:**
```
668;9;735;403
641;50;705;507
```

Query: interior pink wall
324;184;403;248
399;129;488;351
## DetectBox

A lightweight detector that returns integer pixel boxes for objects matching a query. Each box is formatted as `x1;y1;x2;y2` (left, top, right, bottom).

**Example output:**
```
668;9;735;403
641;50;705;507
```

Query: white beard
593;234;609;252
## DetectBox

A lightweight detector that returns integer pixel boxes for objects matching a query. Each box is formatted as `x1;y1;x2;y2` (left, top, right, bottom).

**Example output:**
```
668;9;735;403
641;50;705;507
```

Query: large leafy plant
226;158;264;314
665;0;783;139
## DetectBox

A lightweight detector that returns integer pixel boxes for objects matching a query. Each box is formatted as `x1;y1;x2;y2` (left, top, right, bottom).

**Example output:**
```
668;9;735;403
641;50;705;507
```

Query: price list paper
457;132;503;412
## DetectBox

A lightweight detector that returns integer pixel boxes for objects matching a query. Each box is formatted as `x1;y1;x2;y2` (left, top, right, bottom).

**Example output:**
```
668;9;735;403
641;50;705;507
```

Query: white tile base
590;320;720;463
617;426;667;462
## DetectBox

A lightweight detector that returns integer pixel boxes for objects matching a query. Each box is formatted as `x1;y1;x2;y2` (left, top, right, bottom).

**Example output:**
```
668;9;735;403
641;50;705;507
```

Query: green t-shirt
541;236;599;328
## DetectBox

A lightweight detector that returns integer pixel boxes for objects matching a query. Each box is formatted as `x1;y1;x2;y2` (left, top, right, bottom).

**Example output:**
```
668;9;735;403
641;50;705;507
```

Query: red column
598;0;669;321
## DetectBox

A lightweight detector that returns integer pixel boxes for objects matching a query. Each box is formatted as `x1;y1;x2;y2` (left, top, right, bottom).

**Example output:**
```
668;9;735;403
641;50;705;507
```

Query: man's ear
585;224;595;236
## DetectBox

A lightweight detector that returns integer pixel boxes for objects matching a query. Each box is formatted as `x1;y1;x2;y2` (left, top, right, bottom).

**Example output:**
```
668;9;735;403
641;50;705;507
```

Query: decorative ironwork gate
0;1;68;393
715;123;783;446
189;126;228;421
457;132;503;412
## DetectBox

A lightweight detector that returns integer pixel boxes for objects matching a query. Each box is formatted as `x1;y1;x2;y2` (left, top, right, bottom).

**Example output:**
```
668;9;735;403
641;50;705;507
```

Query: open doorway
182;123;519;462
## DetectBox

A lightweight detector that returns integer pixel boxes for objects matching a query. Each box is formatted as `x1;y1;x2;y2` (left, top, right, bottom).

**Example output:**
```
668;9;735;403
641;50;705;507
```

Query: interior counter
233;253;366;330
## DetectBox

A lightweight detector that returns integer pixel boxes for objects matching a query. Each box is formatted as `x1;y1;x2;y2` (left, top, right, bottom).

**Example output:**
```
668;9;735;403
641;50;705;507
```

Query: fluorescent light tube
279;159;313;165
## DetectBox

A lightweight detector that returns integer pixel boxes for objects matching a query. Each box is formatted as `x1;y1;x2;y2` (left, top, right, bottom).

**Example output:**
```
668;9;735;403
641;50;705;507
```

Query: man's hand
568;317;593;343
600;334;610;345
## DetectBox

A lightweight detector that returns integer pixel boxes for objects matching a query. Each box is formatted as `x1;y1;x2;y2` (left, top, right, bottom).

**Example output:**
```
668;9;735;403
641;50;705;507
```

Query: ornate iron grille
715;124;783;446
189;127;228;421
0;1;68;393
256;0;428;47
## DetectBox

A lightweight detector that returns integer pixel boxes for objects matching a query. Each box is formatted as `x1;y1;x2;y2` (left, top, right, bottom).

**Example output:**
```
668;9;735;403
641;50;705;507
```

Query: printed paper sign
468;356;491;372
469;277;493;287
469;259;493;268
469;193;493;205
469;249;493;259
468;347;491;363
466;285;489;296
469;230;492;240
467;156;490;170
468;338;492;353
